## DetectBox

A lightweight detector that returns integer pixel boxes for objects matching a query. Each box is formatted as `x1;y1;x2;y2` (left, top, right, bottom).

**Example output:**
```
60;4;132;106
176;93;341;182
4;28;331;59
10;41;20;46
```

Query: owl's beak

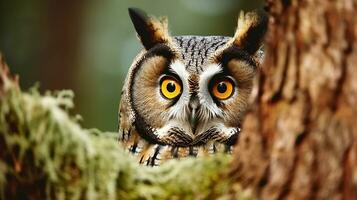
189;97;199;133
190;108;199;133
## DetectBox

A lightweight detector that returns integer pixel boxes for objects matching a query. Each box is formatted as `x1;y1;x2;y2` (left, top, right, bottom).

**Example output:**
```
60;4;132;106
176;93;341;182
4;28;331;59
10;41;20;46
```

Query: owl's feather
128;7;170;50
233;10;268;54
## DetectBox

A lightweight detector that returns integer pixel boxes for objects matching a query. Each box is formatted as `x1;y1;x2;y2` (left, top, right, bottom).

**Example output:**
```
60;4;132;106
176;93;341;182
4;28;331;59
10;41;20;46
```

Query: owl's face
130;36;256;146
119;8;267;164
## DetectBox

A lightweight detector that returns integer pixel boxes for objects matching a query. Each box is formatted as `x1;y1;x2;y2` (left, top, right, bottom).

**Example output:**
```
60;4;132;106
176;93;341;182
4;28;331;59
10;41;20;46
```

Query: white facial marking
166;60;190;121
198;64;224;122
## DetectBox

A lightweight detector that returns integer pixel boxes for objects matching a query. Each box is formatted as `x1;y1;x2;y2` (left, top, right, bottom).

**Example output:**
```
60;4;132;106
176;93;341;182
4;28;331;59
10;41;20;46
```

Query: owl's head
120;8;267;158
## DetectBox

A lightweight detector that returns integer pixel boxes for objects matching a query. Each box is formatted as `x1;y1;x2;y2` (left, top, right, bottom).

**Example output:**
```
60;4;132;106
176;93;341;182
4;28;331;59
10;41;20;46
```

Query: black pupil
217;82;227;93
167;82;176;93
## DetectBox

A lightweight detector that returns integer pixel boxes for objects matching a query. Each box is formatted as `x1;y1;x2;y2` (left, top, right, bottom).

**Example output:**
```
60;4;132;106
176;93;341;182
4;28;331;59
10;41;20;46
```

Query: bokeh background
0;0;263;131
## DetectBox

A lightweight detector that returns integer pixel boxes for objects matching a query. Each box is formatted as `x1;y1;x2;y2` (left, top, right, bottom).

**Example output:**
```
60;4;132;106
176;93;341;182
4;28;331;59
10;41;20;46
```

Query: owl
118;8;267;166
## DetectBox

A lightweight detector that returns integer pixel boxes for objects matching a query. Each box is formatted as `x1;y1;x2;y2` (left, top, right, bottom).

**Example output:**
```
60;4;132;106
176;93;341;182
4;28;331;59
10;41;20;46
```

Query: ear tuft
233;10;268;55
128;7;170;50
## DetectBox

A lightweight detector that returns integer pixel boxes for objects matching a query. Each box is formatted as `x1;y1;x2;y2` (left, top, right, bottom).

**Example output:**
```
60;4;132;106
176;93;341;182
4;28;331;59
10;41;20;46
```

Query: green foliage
0;64;250;199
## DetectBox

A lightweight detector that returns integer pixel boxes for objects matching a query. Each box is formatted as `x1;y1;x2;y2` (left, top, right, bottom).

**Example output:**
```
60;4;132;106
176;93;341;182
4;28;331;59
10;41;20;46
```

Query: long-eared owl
119;8;267;166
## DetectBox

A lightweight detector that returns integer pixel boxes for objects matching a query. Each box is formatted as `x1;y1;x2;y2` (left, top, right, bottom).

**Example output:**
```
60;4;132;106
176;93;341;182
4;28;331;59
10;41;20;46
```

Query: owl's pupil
217;82;227;93
167;82;176;93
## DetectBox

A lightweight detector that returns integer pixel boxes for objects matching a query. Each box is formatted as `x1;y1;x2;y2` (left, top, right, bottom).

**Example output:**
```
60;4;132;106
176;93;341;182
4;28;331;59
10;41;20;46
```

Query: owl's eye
211;78;234;100
160;76;182;99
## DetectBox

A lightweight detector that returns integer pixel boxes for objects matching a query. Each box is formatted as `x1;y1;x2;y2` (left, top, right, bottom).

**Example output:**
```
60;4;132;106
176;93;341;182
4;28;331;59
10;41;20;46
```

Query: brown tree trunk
41;0;83;91
230;0;356;199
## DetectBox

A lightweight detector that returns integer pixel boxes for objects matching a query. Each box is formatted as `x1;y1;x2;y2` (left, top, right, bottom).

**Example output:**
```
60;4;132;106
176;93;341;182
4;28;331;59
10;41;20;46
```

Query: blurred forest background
0;0;263;131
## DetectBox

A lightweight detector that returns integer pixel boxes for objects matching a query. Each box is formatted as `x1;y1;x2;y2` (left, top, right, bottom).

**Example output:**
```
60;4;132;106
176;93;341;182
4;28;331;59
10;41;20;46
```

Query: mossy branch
0;55;249;199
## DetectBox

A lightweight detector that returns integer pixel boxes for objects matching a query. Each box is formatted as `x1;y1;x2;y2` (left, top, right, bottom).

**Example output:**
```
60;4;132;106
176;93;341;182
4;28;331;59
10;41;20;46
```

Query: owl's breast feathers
119;126;234;166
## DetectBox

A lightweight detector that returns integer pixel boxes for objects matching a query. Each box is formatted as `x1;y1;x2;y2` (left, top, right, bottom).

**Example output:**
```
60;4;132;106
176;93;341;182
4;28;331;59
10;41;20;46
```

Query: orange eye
211;78;234;100
160;76;182;99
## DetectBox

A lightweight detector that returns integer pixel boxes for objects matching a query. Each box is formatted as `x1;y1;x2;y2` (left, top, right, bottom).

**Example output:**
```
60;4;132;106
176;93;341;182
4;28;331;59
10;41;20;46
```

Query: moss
0;58;249;199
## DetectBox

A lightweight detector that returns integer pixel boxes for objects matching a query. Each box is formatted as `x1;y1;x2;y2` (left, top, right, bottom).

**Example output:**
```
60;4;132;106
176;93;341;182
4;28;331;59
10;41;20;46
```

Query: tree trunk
41;0;83;91
230;0;356;199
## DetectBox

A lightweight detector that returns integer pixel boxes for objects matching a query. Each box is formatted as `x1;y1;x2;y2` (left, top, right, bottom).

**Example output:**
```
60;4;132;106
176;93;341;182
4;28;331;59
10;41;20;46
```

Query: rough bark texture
230;0;357;199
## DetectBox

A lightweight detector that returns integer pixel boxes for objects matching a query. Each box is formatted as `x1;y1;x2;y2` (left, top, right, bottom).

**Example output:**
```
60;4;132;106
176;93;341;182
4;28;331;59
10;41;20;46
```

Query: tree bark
230;0;356;199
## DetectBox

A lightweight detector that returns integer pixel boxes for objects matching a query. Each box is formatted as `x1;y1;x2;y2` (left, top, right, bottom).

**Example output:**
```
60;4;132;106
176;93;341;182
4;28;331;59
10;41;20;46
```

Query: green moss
0;64;248;199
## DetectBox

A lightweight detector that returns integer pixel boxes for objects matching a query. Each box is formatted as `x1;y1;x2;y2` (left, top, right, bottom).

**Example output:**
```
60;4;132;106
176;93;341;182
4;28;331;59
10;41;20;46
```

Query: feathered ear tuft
128;8;170;50
233;10;268;55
